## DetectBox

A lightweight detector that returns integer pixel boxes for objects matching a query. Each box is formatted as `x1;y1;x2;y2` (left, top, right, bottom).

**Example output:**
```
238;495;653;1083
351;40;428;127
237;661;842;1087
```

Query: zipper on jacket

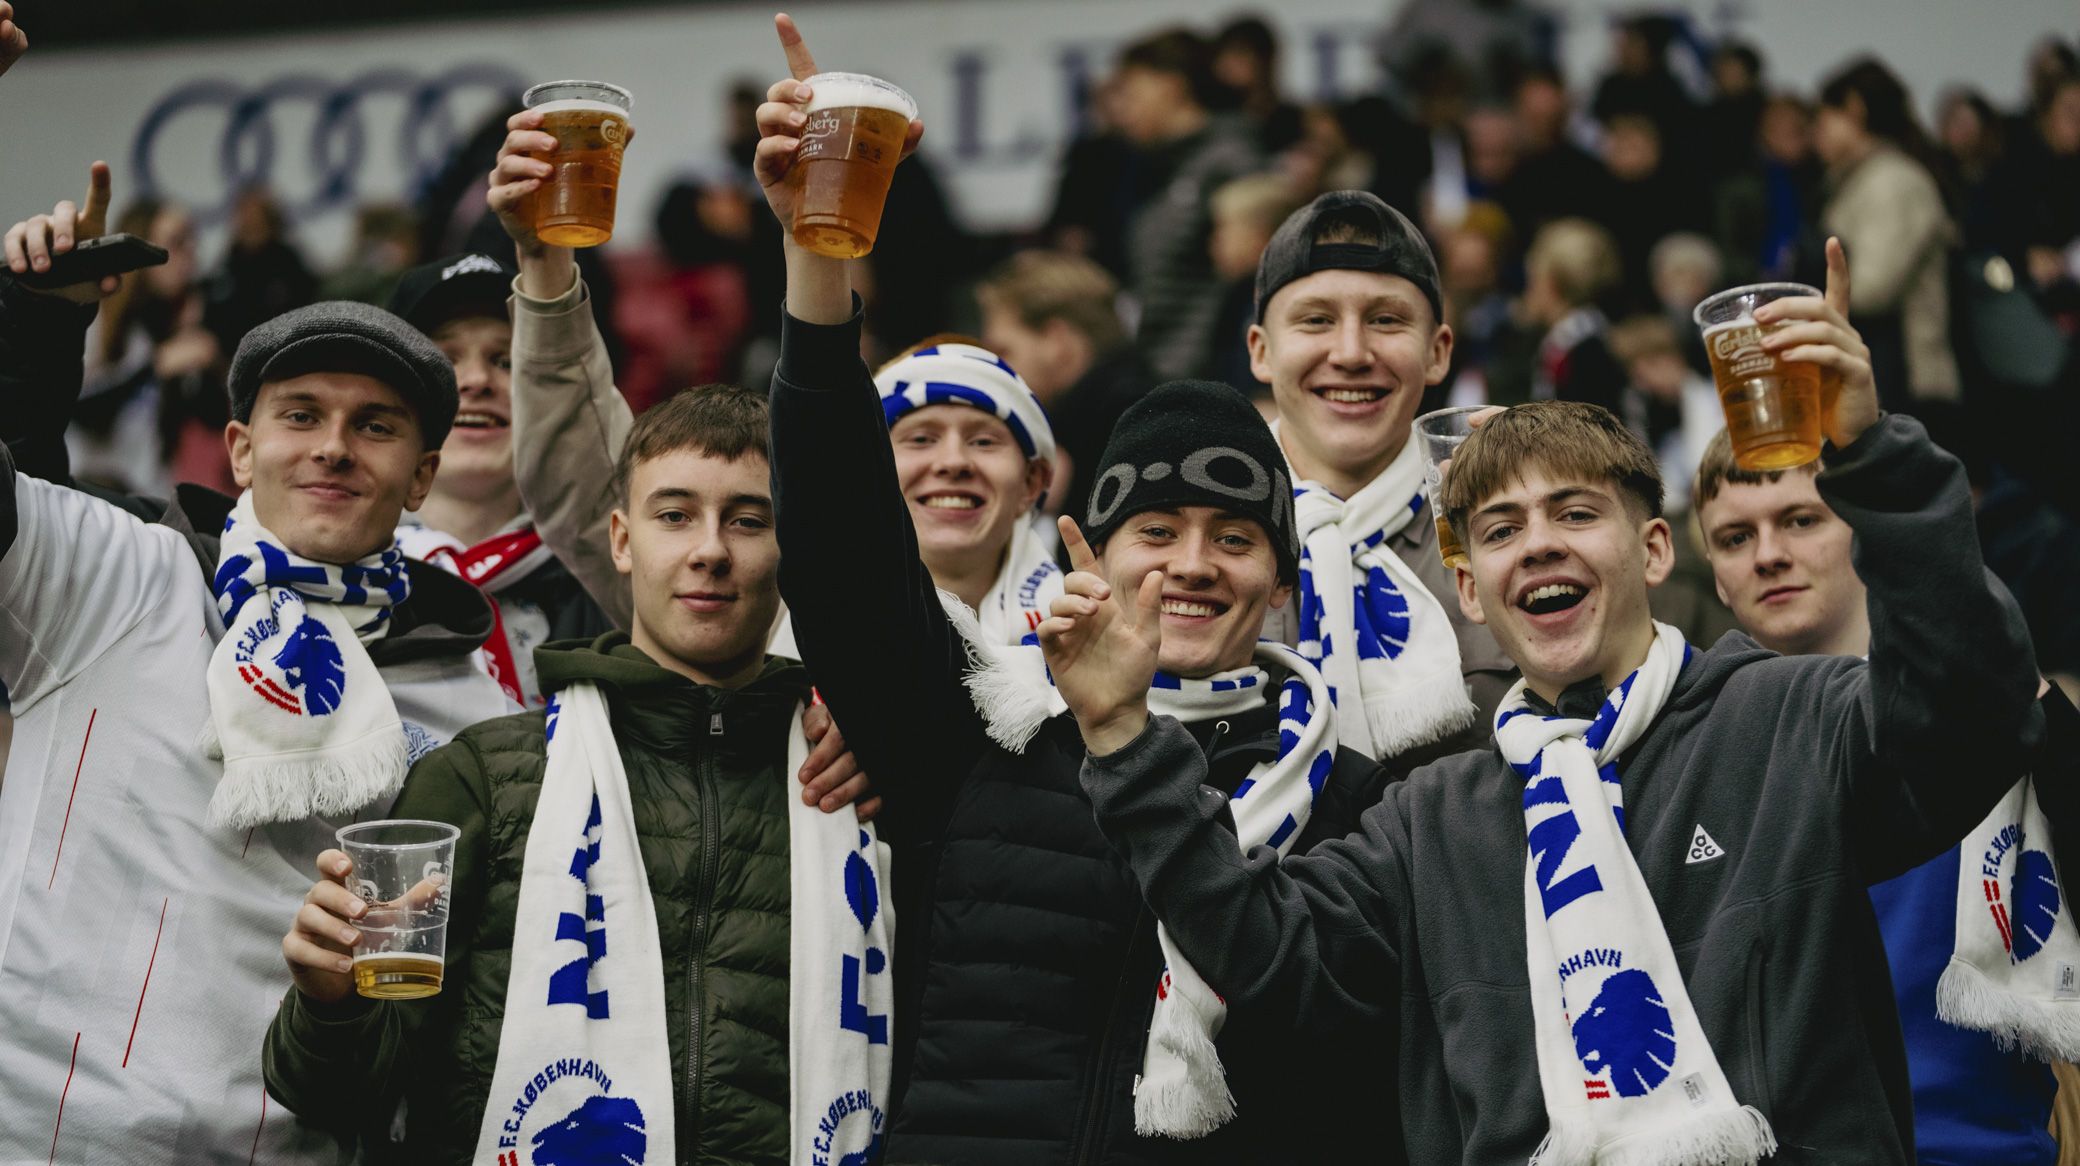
684;700;725;1157
1074;906;1154;1165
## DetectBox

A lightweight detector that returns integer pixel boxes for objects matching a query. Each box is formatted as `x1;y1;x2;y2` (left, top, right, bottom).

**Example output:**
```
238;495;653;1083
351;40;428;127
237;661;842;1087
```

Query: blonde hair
1210;172;1304;234
1527;218;1621;308
975;251;1126;352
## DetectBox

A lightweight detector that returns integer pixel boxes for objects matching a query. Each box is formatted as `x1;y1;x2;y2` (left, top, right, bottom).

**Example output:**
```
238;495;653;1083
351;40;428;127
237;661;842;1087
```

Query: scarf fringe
1533;1106;1776;1166
941;589;1057;753
206;726;409;829
1359;674;1480;756
1937;957;2080;1062
1132;997;1236;1140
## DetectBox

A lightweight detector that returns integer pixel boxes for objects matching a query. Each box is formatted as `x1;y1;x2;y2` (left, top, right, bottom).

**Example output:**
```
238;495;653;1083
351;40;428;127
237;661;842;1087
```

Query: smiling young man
386;252;613;708
1249;191;1514;763
484;132;1064;651
1061;242;2047;1162
751;16;1393;1162
0;285;514;1161
265;384;897;1166
1695;430;2080;1166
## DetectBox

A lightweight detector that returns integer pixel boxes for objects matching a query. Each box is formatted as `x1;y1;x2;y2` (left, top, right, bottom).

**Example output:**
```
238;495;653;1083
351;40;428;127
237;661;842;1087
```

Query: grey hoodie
1080;414;2043;1163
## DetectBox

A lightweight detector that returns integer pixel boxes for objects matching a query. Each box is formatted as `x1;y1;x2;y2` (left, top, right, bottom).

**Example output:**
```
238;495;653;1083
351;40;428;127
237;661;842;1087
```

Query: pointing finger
1058;514;1098;573
1824;236;1851;320
775;12;820;82
79;162;112;239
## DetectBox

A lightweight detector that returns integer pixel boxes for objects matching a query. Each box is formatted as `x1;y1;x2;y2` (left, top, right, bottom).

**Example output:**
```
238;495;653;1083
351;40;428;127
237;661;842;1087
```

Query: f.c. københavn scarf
205;490;409;829
946;597;1337;1139
473;684;895;1166
1290;432;1477;759
1938;774;2080;1061
1495;622;1776;1166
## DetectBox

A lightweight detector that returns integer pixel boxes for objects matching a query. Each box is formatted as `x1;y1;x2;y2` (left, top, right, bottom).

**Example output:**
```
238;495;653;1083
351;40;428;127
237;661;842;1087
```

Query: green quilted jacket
263;632;810;1165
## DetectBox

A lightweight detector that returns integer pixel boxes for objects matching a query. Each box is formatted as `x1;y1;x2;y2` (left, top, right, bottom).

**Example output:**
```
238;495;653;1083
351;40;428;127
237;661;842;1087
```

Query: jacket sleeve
1814;414;2046;879
0;276;98;486
767;302;989;844
1080;716;1407;1030
261;736;492;1125
507;275;634;629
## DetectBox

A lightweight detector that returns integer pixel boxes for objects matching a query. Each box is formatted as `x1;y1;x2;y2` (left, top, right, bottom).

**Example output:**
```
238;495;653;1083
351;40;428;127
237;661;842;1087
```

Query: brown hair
1606;314;1681;365
615;383;768;501
1690;427;1821;511
974;252;1125;354
1441;401;1664;540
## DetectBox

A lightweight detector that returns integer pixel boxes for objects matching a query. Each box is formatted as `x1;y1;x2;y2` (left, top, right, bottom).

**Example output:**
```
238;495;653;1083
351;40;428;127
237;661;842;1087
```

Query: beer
523;81;634;249
1434;512;1469;571
353;952;444;1000
791;72;918;259
1694;284;1825;471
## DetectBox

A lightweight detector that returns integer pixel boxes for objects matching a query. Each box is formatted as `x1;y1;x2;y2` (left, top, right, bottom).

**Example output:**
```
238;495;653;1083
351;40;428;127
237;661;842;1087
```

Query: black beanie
1081;380;1298;582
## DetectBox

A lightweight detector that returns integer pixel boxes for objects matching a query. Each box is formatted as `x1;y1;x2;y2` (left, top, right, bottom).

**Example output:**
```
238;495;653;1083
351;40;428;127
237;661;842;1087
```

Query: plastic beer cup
790;72;917;259
1692;282;1826;471
1413;405;1484;571
337;819;460;1000
523;80;633;248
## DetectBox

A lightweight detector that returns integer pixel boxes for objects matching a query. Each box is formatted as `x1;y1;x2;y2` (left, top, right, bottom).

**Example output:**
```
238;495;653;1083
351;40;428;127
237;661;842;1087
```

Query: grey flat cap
227;300;460;449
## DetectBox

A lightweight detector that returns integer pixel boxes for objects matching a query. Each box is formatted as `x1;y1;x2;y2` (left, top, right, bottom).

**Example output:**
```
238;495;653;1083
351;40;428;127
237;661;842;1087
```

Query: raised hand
487;110;583;297
1037;515;1163;756
1754;236;1878;449
4;161;120;304
0;2;26;78
281;849;366;1005
753;13;923;229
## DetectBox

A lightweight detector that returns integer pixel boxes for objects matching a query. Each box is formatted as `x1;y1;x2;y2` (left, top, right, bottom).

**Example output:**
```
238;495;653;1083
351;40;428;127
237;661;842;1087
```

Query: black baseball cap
386;252;515;335
1253;190;1442;325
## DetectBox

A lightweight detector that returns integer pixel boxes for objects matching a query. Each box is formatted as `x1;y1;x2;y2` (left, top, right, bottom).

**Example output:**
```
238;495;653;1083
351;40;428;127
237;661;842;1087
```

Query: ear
225;421;255;490
402;449;440;513
1641;515;1675;589
1266;576;1294;611
1024;454;1056;511
1245;322;1273;385
1425;320;1456;386
609;508;634;577
1455;556;1487;625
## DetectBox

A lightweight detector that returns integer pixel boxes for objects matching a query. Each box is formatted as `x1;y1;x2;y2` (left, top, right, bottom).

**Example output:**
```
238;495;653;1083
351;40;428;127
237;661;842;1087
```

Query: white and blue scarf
947;597;1337;1139
475;685;895;1166
1938;774;2080;1061
204;490;411;829
1496;623;1775;1166
1292;433;1478;759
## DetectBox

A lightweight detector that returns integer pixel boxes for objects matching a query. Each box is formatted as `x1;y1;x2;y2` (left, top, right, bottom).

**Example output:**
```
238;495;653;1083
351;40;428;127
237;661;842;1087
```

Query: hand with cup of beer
283;820;461;1004
753;13;924;262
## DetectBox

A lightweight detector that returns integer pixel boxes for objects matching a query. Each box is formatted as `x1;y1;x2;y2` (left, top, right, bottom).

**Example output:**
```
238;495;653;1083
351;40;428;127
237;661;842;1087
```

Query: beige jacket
507;274;635;629
1823;143;1961;402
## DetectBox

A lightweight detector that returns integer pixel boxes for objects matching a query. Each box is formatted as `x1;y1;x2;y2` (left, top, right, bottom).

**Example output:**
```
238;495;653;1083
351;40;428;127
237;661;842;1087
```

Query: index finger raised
1058;514;1099;573
1823;235;1851;320
775;12;820;81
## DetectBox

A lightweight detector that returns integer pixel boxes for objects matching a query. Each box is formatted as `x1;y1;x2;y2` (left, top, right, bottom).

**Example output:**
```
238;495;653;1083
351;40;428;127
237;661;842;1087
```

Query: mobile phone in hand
11;233;168;291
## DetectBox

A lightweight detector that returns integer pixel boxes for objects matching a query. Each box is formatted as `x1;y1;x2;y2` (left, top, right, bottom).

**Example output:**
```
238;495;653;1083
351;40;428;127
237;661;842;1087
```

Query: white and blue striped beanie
873;342;1058;463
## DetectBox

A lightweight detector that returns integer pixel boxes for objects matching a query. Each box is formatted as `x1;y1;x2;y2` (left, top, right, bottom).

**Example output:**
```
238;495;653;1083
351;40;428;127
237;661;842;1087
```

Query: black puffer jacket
771;305;1419;1164
263;634;811;1165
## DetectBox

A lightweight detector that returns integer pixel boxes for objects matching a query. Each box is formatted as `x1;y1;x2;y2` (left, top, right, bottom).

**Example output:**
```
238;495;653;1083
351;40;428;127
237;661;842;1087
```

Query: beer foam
529;97;632;119
803;73;918;119
1701;313;1758;339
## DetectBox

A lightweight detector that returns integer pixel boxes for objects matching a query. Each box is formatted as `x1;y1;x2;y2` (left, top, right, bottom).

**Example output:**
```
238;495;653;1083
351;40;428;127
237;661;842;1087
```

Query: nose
1516;512;1568;568
453;355;495;397
686;516;732;576
1751;525;1791;573
1167;529;1218;587
312;416;354;467
1328;316;1373;370
929;433;975;476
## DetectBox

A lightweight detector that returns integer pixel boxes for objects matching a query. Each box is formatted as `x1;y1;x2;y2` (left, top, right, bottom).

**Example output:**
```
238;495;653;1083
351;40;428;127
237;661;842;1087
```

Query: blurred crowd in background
46;3;2080;683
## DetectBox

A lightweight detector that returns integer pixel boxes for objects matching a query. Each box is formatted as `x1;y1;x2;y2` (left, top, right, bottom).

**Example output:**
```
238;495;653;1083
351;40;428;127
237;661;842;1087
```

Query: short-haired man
1057;243;2046;1160
0;269;512;1158
1248;190;1514;762
386;251;613;707
755;16;1391;1160
1694;429;2080;1166
267;384;897;1165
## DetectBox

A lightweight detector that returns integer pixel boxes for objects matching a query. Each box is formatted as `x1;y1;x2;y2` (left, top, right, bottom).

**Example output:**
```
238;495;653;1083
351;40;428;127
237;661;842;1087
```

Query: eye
1481;522;1517;543
1370;314;1404;327
361;419;396;437
1139;523;1176;541
970;434;1000;449
1789;513;1818;529
1216;531;1255;550
1718;530;1751;550
900;432;933;447
1559;508;1597;523
730;514;772;531
657;509;689;526
493;353;513;372
1297;314;1332;328
284;409;317;425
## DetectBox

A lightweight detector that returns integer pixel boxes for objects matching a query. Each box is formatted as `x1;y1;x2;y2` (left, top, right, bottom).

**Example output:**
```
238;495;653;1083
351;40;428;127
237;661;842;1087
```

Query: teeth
1321;388;1383;403
1161;600;1219;618
454;411;506;428
1520;583;1585;609
921;496;981;509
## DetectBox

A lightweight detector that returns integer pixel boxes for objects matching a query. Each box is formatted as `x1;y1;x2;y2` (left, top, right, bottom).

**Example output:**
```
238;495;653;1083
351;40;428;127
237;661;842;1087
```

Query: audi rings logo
130;64;527;223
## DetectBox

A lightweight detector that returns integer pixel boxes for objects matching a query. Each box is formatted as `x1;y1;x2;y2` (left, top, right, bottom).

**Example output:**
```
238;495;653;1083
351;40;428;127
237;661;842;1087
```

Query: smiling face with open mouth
1250;268;1451;496
429;315;515;502
1097;505;1290;678
1455;467;1673;703
890;404;1049;579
